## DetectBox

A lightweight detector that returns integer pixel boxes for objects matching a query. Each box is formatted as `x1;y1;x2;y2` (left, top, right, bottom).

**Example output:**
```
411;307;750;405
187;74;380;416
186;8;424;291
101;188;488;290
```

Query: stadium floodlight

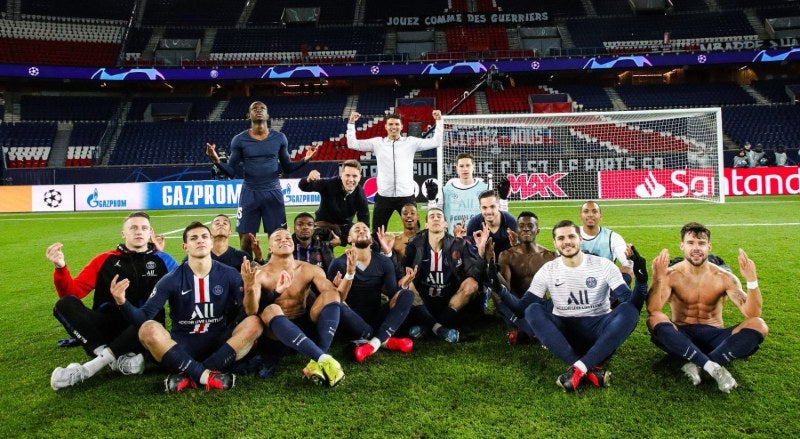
439;108;724;203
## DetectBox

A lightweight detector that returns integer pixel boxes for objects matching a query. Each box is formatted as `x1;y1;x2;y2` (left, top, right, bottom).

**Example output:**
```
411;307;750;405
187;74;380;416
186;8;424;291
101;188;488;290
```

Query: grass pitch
1;196;799;438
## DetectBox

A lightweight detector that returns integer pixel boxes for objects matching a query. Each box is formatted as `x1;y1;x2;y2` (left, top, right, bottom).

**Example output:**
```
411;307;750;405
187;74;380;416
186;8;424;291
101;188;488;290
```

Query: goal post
438;108;724;204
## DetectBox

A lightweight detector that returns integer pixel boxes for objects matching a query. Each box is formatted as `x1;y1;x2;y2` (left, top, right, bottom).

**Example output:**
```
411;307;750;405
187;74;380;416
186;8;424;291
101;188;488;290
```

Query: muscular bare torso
499;244;557;296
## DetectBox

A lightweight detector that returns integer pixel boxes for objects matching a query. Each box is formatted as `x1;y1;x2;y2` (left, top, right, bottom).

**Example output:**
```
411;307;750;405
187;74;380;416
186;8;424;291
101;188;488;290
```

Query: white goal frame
438;108;725;204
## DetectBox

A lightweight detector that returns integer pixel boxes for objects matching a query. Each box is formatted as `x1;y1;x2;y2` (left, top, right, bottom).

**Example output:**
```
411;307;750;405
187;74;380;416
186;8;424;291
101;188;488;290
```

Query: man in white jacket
346;110;443;232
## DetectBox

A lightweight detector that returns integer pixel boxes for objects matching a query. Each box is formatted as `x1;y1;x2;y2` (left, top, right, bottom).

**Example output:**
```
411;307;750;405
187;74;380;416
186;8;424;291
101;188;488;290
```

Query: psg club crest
213;285;224;296
585;277;597;288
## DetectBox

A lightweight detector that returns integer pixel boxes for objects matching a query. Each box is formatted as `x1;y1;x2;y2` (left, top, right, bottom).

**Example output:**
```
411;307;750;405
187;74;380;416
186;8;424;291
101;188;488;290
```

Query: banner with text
386;12;549;27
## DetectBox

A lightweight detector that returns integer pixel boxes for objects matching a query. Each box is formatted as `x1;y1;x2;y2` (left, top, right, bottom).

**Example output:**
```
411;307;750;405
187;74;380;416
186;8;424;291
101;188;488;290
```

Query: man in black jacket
298;159;370;244
401;207;487;343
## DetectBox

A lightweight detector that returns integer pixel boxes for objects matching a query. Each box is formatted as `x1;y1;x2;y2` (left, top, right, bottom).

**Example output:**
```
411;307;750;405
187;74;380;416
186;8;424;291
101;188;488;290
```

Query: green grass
2;196;799;438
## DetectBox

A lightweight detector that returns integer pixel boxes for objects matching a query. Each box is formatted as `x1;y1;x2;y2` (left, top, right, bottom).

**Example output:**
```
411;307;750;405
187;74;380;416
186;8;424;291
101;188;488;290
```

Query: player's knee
138;320;165;345
53;294;82;315
646;315;670;331
524;302;546;322
240;315;264;340
260;304;284;324
742;317;769;338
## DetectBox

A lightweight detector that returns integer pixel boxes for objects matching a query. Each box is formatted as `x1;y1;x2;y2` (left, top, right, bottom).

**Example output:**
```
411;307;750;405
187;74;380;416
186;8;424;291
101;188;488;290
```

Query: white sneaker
708;363;738;393
109;353;145;375
51;363;88;390
681;362;702;386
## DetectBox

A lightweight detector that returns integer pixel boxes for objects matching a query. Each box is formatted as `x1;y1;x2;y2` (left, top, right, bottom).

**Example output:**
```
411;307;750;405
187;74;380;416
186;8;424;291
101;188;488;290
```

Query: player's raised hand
46;242;66;268
345;248;356;277
737;248;757;283
453;219;467;238
241;257;261;291
150;229;166;252
275;270;293;294
377;225;395;254
245;233;263;262
306;170;321;182
652;248;670;279
110;274;129;305
507;228;518;247
472;222;491;257
205;143;220;163
399;266;418;289
304;145;318;161
348;111;361;124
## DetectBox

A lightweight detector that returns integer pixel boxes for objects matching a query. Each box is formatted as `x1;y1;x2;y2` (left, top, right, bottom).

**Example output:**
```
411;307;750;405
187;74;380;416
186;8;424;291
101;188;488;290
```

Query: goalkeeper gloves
497;176;510;200
425;179;438;201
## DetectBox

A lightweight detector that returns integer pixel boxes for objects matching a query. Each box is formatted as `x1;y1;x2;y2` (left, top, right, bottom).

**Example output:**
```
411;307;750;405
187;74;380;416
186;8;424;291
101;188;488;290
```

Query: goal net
438;108;724;203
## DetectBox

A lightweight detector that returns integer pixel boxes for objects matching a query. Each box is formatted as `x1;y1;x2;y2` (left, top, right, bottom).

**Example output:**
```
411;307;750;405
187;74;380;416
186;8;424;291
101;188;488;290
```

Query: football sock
437;306;459;328
376;289;413;342
316;302;340;352
161;344;205;383
368;337;382;352
269;315;324;360
573;360;588;374
83;346;115;376
339;304;373;340
652;322;710;368
630;280;648;312
203;343;236;372
708;328;764;365
622;272;632;286
411;304;438;329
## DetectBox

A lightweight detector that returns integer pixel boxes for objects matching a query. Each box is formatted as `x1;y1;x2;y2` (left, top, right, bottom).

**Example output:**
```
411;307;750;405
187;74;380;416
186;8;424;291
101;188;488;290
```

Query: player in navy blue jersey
402;207;488;343
243;228;346;387
328;222;416;363
48;211;178;391
205;101;318;253
507;220;639;392
194;214;251;269
112;222;263;392
465;190;517;259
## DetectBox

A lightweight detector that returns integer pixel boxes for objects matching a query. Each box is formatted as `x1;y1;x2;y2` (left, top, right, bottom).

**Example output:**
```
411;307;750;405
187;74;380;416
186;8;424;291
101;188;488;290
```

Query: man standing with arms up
206;101;317;253
346;110;443;232
647;222;767;393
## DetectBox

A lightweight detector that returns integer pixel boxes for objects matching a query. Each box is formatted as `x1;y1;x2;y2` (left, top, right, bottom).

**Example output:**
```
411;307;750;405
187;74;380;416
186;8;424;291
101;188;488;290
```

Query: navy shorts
676;324;735;353
171;326;235;362
236;187;287;235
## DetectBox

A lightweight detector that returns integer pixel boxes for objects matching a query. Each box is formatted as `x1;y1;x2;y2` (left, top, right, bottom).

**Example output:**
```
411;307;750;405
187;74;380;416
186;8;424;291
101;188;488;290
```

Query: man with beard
298;159;370;243
328;222;416;363
465;190;517;259
490;211;556;345
205;101;317;254
290;212;334;271
522;220;639;392
647;222;767;393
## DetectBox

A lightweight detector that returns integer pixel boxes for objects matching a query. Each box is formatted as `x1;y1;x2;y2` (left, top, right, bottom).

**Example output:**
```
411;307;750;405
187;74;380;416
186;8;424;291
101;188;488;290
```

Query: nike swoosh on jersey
554;282;565;286
181;289;192;295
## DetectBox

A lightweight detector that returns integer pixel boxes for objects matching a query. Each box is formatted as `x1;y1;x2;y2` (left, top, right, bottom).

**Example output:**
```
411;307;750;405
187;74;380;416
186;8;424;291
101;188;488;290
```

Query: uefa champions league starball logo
370;66;380;75
43;189;62;208
210;69;219;79
28;66;40;76
531;61;540;70
697;55;707;63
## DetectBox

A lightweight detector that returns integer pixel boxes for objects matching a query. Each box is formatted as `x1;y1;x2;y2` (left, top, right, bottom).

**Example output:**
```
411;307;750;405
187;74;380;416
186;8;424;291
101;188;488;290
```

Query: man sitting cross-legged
328;222;416;363
113;221;263;392
242;229;346;387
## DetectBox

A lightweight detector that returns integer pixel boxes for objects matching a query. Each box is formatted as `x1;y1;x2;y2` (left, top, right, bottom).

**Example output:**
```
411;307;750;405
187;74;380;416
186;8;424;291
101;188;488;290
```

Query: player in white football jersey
519;220;640;392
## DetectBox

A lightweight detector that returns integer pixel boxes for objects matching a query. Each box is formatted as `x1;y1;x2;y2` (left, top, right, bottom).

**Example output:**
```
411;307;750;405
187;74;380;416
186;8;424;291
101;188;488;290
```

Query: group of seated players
46;179;768;395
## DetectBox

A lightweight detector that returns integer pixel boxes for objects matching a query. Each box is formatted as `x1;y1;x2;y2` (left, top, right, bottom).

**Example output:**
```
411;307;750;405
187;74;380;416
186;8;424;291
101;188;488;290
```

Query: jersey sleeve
346;124;376;152
53;252;111;299
413;120;444;152
119;274;172;326
610;232;632;268
527;265;550;298
155;251;179;272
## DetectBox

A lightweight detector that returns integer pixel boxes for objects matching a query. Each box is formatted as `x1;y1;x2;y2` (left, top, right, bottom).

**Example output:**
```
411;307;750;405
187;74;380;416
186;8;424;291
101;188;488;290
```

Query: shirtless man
647;222;768;393
375;203;419;277
243;229;352;387
492;211;556;344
